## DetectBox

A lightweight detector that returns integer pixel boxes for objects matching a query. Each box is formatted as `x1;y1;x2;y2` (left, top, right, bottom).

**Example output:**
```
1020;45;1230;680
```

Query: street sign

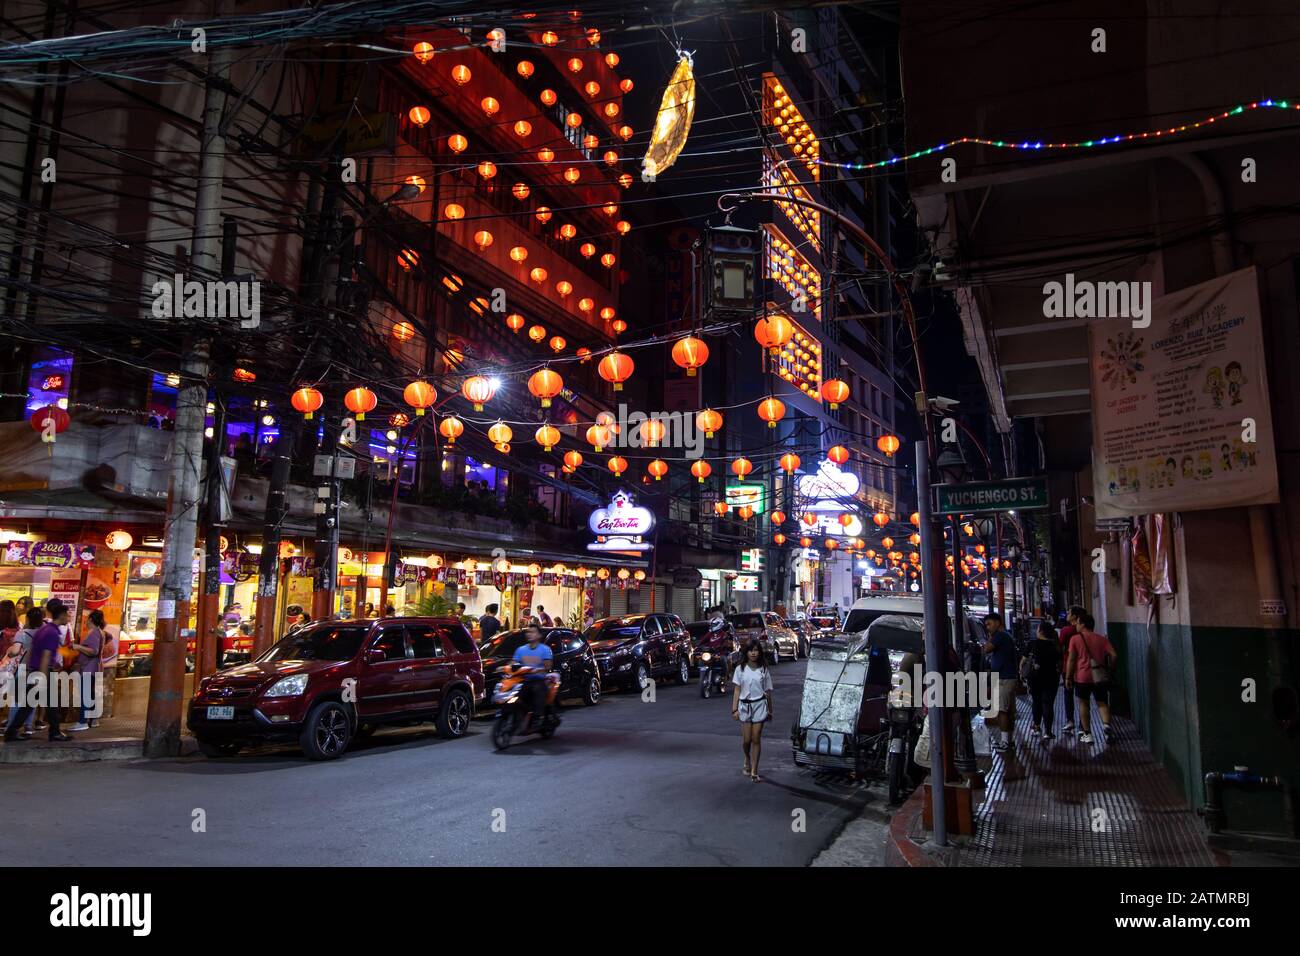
934;477;1049;516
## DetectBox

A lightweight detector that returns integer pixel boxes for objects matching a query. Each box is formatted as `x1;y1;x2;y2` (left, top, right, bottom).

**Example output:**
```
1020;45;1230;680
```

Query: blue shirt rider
512;626;553;723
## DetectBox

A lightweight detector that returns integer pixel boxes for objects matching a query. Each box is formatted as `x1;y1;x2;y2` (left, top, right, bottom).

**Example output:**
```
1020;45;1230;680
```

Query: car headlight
264;674;309;697
700;652;712;662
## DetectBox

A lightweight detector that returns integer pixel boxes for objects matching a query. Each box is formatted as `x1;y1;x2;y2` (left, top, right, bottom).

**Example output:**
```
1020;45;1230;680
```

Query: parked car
584;614;693;690
722;613;780;665
684;619;738;675
764;612;801;660
187;617;484;760
806;607;842;638
478;627;602;706
787;618;814;658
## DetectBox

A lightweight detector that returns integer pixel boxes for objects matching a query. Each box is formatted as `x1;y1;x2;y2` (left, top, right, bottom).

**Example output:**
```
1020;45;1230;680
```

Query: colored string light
814;100;1298;170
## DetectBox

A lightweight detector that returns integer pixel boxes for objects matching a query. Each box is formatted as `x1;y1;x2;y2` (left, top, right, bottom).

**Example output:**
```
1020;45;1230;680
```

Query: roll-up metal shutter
671;586;698;621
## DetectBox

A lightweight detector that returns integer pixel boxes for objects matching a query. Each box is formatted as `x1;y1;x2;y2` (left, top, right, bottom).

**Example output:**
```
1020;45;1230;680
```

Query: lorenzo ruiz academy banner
1089;265;1279;518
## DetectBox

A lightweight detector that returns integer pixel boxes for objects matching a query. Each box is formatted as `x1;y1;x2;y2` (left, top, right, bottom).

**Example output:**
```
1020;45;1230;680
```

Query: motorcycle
698;648;733;698
491;665;561;750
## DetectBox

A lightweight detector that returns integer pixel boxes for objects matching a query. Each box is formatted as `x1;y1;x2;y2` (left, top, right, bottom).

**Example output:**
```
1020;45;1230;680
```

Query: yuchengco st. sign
934;477;1049;516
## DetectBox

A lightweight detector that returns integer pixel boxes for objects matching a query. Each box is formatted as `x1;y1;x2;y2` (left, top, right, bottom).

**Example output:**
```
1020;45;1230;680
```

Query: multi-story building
901;0;1300;839
0;8;660;720
650;8;905;615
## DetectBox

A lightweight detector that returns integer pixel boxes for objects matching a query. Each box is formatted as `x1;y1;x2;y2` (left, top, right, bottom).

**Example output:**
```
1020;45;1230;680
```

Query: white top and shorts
732;664;773;723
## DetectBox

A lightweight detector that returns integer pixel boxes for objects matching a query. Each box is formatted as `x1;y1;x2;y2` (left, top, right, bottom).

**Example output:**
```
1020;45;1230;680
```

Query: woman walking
731;638;773;782
1025;621;1063;740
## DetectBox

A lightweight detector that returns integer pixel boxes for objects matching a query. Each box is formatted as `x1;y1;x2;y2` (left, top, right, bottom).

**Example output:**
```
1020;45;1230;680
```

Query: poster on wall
1089;266;1279;518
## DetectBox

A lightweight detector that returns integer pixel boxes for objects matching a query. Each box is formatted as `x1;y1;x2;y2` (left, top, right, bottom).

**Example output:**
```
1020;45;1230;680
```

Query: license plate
206;706;234;720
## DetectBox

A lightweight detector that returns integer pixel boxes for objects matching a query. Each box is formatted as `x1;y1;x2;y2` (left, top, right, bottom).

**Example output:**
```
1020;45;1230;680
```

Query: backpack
1078;633;1112;684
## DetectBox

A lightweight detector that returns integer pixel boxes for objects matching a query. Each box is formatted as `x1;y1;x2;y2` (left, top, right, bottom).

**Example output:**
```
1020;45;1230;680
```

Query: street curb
0;736;199;764
885;786;935;867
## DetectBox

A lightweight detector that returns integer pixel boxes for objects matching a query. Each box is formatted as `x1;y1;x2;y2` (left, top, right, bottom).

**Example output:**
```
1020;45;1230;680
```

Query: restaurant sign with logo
588;490;655;553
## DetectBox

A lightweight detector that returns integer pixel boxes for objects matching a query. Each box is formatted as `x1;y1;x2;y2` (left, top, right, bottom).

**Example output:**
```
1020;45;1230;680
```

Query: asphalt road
4;660;890;866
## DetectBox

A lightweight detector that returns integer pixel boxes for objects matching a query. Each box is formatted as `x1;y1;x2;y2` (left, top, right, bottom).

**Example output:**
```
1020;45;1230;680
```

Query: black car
584;614;693;690
477;627;602;706
684;619;738;674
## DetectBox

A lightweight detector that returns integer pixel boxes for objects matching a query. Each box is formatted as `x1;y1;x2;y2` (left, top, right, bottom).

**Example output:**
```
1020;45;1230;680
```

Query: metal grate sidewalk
911;690;1217;866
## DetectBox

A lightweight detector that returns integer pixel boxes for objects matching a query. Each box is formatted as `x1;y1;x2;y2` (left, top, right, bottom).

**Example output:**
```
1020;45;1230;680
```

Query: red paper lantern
779;452;801;473
461;375;496;411
647;459;668;481
535;424;560;451
695;408;722;438
439;416;464;445
564;450;584;470
343;387;377;421
528;368;564;408
597;351;634;391
827;444;849;465
671;335;709;376
754;315;794;354
403;380;437;416
586;424;611;452
29;404;70;435
690;460;712;483
291;387;323;420
758;396;786;429
731;457;753;479
607;456;628;477
876;433;901;458
821;379;850;409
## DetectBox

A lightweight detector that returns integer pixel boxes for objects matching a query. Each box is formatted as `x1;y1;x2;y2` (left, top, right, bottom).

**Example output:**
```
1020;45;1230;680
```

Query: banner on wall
1089;266;1279;518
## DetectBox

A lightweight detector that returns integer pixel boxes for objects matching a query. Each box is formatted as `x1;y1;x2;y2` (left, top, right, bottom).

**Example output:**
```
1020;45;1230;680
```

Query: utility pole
253;419;296;655
916;440;948;846
143;43;229;757
196;217;238;681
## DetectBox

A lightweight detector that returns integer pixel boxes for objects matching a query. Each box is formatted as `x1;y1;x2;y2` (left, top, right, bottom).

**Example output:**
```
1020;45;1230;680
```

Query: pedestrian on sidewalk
1057;605;1085;734
1024;621;1062;740
981;613;1019;753
2;607;44;737
67;610;105;731
4;598;72;742
731;638;773;782
1065;612;1117;745
478;604;502;642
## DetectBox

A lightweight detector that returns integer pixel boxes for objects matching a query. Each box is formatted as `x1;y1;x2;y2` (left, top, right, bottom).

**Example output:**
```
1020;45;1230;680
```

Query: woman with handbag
1065;611;1117;745
730;638;773;782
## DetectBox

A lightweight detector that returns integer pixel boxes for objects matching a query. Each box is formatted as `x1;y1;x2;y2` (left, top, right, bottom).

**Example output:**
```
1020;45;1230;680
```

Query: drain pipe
1200;768;1295;837
1173;154;1298;731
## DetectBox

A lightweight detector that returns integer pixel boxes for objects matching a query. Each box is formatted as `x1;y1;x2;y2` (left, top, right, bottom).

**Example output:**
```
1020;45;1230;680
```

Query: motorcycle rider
511;625;553;728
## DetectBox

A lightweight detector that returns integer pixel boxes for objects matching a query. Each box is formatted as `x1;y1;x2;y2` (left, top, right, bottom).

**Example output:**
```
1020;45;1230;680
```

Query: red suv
187;617;484;760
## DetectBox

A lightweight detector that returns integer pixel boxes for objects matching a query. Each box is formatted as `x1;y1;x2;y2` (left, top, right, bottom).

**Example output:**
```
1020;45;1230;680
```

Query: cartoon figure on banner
1220;443;1234;472
1225;361;1246;406
1197;451;1213;480
1181;456;1194;480
1203;366;1225;408
1098;331;1146;391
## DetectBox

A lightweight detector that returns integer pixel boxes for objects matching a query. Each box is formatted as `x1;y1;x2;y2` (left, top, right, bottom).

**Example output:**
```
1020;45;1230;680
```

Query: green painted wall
1111;622;1300;837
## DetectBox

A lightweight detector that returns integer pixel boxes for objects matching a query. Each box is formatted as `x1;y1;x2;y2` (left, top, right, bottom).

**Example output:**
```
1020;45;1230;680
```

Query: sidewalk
889;691;1222;867
0;715;197;763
